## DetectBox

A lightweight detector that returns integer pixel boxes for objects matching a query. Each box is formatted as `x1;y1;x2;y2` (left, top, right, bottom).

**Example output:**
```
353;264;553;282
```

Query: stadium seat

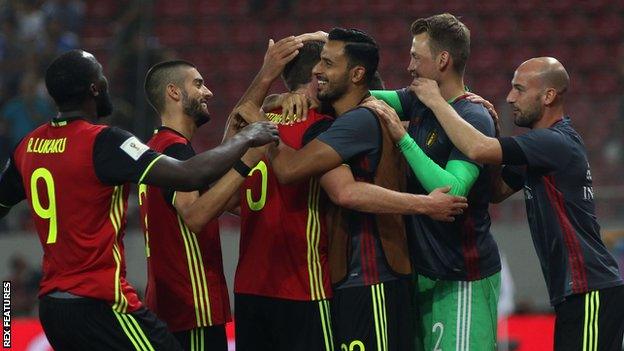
556;15;590;42
155;22;194;47
197;1;225;16
368;0;400;16
86;0;118;19
154;0;193;19
593;14;624;41
196;22;226;46
479;16;517;44
518;15;554;43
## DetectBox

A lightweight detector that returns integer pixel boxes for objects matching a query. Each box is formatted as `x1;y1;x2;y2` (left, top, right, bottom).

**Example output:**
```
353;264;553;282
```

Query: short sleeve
511;128;572;170
0;157;25;208
396;88;418;118
302;118;334;146
160;142;195;205
501;165;526;191
315;108;380;162
449;105;496;166
93;127;163;185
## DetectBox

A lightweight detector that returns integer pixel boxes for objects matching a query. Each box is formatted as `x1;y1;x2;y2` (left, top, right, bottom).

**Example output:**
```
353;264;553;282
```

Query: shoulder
455;100;495;134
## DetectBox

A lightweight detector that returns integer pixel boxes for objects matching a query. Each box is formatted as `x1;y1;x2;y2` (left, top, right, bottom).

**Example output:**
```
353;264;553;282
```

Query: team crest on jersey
426;130;438;147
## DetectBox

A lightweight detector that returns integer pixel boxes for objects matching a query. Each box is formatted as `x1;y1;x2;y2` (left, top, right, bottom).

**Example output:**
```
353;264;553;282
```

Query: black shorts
39;296;182;351
554;285;624;351
172;325;227;351
234;294;334;351
331;279;414;351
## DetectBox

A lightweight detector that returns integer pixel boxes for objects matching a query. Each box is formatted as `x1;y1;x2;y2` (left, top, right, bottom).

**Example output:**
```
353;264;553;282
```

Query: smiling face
180;67;213;127
312;40;351;104
506;66;545;128
407;33;440;82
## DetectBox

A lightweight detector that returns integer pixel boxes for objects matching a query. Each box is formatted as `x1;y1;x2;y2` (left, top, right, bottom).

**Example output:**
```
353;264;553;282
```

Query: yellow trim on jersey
138;154;165;184
109;186;128;313
177;215;213;328
306;178;326;300
113;310;155;351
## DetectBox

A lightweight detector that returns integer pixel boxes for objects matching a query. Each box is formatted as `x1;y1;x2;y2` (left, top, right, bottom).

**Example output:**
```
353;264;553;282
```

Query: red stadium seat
556;15;590;42
593;14;624;41
154;0;193;19
197;1;225;17
575;42;611;71
155;22;194;47
518;15;554;43
265;19;297;40
540;43;573;68
86;0;118;18
368;0;400;16
480;16;517;44
196;22;226;46
470;45;503;74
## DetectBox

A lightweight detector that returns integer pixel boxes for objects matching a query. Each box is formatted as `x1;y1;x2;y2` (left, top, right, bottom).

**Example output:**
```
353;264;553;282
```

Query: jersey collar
155;126;190;142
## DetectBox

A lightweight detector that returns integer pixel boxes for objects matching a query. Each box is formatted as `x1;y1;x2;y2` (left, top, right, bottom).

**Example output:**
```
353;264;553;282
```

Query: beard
95;88;113;118
317;73;350;104
181;90;210;127
513;98;543;128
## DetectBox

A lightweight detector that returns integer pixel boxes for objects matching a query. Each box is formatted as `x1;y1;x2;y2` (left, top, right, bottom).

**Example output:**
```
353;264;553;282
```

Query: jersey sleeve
160;142;195;205
315;108;380;162
501;165;526;192
0;157;25;208
507;128;572;170
302;118;334;146
93;127;164;185
448;106;496;167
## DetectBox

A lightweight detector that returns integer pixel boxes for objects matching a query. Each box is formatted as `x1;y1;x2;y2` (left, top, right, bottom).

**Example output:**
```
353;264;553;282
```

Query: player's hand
281;92;315;124
465;92;501;137
409;78;446;108
362;98;406;143
235;101;266;124
238;121;280;147
295;31;328;43
424;186;468;222
260;36;303;81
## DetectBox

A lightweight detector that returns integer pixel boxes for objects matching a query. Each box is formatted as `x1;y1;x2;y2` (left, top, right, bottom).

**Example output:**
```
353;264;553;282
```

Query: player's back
236;108;333;301
13;118;141;312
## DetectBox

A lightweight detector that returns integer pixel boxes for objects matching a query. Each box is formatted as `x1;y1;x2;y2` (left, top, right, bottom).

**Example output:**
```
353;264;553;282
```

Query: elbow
182;212;209;234
274;166;298;185
330;187;358;209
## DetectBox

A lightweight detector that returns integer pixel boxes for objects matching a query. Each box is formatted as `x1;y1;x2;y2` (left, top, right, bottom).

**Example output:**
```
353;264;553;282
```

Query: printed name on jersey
26;137;67;154
120;137;150;161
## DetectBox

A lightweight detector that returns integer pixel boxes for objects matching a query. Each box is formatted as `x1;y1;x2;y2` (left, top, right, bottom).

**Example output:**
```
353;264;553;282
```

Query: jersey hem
551;279;624;306
413;263;502;282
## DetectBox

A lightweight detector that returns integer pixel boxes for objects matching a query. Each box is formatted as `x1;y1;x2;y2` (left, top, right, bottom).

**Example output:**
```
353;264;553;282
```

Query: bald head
517;57;569;94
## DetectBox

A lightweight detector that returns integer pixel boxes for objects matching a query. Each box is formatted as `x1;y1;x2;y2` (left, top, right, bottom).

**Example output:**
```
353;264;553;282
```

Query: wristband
233;160;252;177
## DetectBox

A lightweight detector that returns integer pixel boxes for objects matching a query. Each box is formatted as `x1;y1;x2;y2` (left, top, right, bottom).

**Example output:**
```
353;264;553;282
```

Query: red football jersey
138;127;231;332
235;108;333;301
11;118;161;313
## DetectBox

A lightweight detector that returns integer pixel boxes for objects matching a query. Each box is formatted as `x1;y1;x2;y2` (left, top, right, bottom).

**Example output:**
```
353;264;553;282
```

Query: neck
438;74;466;102
57;102;97;121
532;105;565;129
161;108;196;140
332;86;369;116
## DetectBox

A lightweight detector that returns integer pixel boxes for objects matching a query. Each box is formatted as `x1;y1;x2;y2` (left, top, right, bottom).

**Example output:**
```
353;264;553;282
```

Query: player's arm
223;36;303;140
173;147;265;233
364;99;480;197
0;157;26;219
370;90;406;119
408;78;503;164
320;165;466;221
267;107;380;184
94;124;278;191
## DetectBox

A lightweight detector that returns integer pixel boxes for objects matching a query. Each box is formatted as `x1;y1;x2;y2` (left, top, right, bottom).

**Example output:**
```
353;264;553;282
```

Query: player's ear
166;83;181;102
543;87;557;105
438;51;450;71
89;83;99;97
350;66;366;84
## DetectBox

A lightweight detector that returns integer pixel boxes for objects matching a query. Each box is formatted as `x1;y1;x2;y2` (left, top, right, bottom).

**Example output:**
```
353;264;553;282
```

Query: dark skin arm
144;121;279;191
267;139;343;184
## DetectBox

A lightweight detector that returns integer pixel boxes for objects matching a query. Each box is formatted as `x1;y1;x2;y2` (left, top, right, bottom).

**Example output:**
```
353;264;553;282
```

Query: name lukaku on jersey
26;137;67;154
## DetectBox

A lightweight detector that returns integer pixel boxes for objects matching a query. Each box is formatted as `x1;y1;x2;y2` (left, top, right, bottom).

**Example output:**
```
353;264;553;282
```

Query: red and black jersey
235;108;334;301
138;127;231;332
0;117;162;313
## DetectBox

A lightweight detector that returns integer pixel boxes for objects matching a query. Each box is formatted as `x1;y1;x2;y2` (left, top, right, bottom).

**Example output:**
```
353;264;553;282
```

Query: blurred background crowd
0;0;623;319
